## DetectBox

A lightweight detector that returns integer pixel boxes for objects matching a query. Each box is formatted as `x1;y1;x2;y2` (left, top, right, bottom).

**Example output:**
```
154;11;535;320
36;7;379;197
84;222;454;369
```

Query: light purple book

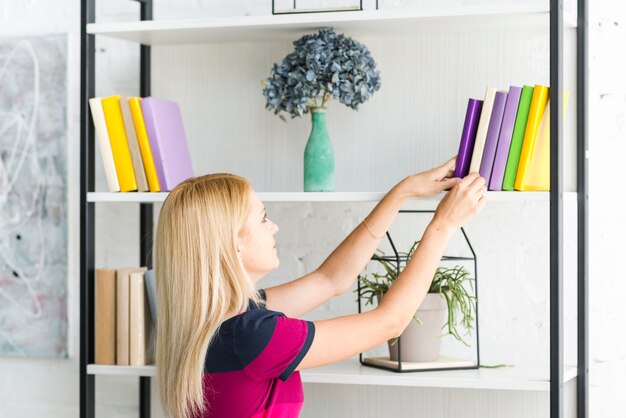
454;98;483;178
478;90;507;185
140;98;194;191
489;86;522;190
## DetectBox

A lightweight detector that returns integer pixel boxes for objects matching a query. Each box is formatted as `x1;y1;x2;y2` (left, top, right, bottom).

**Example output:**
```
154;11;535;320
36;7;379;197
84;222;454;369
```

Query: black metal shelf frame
79;1;588;417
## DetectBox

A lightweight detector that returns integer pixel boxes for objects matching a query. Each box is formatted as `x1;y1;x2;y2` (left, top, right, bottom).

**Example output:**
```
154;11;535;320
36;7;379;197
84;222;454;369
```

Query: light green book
502;85;534;190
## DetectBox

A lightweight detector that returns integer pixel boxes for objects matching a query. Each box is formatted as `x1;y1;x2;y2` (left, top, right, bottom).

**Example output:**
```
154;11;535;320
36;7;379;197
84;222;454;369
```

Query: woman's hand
394;157;461;199
432;172;487;232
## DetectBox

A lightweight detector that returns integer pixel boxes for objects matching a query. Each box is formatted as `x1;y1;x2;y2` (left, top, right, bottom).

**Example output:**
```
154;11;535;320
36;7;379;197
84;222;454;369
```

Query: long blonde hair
155;173;260;418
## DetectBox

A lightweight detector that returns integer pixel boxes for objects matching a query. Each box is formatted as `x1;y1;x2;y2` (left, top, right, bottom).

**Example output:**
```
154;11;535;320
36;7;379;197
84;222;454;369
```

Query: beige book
116;267;146;365
95;268;116;365
468;87;497;173
120;97;149;192
129;271;150;366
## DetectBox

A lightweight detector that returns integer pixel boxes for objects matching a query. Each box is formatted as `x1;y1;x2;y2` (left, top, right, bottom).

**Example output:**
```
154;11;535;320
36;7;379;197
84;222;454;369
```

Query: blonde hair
155;173;261;418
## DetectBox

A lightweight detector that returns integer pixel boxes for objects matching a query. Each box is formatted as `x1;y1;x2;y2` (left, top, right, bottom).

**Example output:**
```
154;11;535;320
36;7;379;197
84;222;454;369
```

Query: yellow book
514;85;550;191
517;91;570;191
129;97;161;192
101;96;137;192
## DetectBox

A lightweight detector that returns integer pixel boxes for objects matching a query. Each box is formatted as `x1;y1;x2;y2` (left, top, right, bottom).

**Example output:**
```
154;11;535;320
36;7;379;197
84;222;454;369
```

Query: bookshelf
80;1;588;418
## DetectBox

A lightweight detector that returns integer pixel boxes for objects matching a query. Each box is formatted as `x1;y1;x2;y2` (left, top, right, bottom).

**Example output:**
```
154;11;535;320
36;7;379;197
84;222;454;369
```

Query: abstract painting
0;34;67;357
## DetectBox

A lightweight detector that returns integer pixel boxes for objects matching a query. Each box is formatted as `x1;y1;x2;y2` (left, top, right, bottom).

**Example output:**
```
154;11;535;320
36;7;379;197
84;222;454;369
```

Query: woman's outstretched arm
265;158;459;318
297;172;486;370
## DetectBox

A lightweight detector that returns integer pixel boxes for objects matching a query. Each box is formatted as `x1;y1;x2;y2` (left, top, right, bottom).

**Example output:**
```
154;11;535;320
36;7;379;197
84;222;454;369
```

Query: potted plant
359;240;476;363
262;27;381;192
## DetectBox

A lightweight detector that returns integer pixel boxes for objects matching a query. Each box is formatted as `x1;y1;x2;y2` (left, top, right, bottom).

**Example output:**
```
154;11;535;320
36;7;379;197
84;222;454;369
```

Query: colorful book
515;91;570;190
489;86;523;190
502;85;534;190
95;268;116;365
130;271;150;366
101;96;138;192
454;98;483;178
140;98;194;191
479;90;508;184
468;87;497;173
89;98;120;192
120;98;149;192
514;85;550;190
129;97;161;192
116;267;146;366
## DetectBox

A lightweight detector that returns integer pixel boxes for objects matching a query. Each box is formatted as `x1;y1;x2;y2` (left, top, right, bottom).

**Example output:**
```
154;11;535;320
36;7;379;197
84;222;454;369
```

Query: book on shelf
95;268;116;365
130;271;151;366
515;91;570;191
144;269;157;363
502;85;534;190
129;97;161;192
89;98;120;192
489;86;523;190
454;98;483;178
140;97;194;192
116;267;147;366
514;85;550;191
120;97;149;192
468;87;497;174
101;96;138;192
479;90;508;185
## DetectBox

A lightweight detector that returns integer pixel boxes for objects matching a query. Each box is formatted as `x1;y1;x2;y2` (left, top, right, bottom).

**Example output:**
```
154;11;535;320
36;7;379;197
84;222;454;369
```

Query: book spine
489;86;523;190
454;98;483;178
95;268;116;365
130;272;147;366
479;90;508;184
514;85;550;190
88;98;120;192
101;96;138;192
502;85;534;190
116;269;130;366
120;97;149;192
468;87;497;173
129;97;161;192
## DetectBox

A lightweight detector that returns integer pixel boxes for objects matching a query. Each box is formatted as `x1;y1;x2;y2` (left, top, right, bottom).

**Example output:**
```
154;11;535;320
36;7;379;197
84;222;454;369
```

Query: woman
155;157;486;418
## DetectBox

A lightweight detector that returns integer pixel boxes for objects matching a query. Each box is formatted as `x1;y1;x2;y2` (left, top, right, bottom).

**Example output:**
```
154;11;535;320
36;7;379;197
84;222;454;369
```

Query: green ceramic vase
304;107;335;192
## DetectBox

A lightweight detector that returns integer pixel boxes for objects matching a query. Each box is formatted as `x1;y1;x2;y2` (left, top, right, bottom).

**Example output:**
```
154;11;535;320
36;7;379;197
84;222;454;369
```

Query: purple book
141;97;194;191
489;86;522;190
454;98;483;178
479;90;507;184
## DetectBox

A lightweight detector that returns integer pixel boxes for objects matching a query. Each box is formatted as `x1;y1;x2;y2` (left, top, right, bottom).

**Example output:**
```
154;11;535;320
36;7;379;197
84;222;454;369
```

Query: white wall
0;0;622;417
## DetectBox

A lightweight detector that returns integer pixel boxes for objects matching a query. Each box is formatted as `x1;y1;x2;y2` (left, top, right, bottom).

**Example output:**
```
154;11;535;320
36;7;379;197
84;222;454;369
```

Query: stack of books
95;268;157;366
454;85;569;191
89;96;194;192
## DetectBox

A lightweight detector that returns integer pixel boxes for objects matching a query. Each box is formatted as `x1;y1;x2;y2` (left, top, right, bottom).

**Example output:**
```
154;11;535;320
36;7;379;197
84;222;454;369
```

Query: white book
468;87;497;174
130;271;148;366
89;97;120;192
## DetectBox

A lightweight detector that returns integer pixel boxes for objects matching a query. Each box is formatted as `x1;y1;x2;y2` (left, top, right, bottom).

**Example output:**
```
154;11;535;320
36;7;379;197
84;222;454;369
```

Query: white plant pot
379;293;447;363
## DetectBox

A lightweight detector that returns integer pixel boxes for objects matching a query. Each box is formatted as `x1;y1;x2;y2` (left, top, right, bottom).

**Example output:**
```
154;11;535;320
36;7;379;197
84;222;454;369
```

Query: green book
502;85;534;190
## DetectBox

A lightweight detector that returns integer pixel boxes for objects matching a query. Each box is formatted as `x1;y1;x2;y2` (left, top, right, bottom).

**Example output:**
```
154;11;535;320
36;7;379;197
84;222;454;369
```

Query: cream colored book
116;267;146;366
89;98;120;192
129;271;150;366
95;268;116;365
468;87;497;174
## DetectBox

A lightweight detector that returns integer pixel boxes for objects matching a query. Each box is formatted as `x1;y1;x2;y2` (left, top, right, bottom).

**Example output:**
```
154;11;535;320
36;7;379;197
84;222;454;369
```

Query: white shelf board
87;5;576;45
87;191;576;203
87;358;577;391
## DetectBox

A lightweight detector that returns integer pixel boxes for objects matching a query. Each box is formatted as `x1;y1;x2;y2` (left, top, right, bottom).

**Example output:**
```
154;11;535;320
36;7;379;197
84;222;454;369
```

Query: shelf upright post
135;2;154;417
80;0;96;416
577;0;589;416
549;0;564;417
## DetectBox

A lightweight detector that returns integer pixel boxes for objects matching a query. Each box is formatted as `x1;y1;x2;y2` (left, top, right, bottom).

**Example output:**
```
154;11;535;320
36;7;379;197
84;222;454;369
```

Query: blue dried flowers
263;28;382;119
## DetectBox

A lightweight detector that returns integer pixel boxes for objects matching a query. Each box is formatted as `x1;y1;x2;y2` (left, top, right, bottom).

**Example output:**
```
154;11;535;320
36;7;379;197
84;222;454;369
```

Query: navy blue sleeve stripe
279;321;316;382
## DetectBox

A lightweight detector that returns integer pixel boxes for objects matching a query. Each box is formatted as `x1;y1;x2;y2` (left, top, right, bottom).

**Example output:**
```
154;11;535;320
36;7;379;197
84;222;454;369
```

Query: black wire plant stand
357;210;480;373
